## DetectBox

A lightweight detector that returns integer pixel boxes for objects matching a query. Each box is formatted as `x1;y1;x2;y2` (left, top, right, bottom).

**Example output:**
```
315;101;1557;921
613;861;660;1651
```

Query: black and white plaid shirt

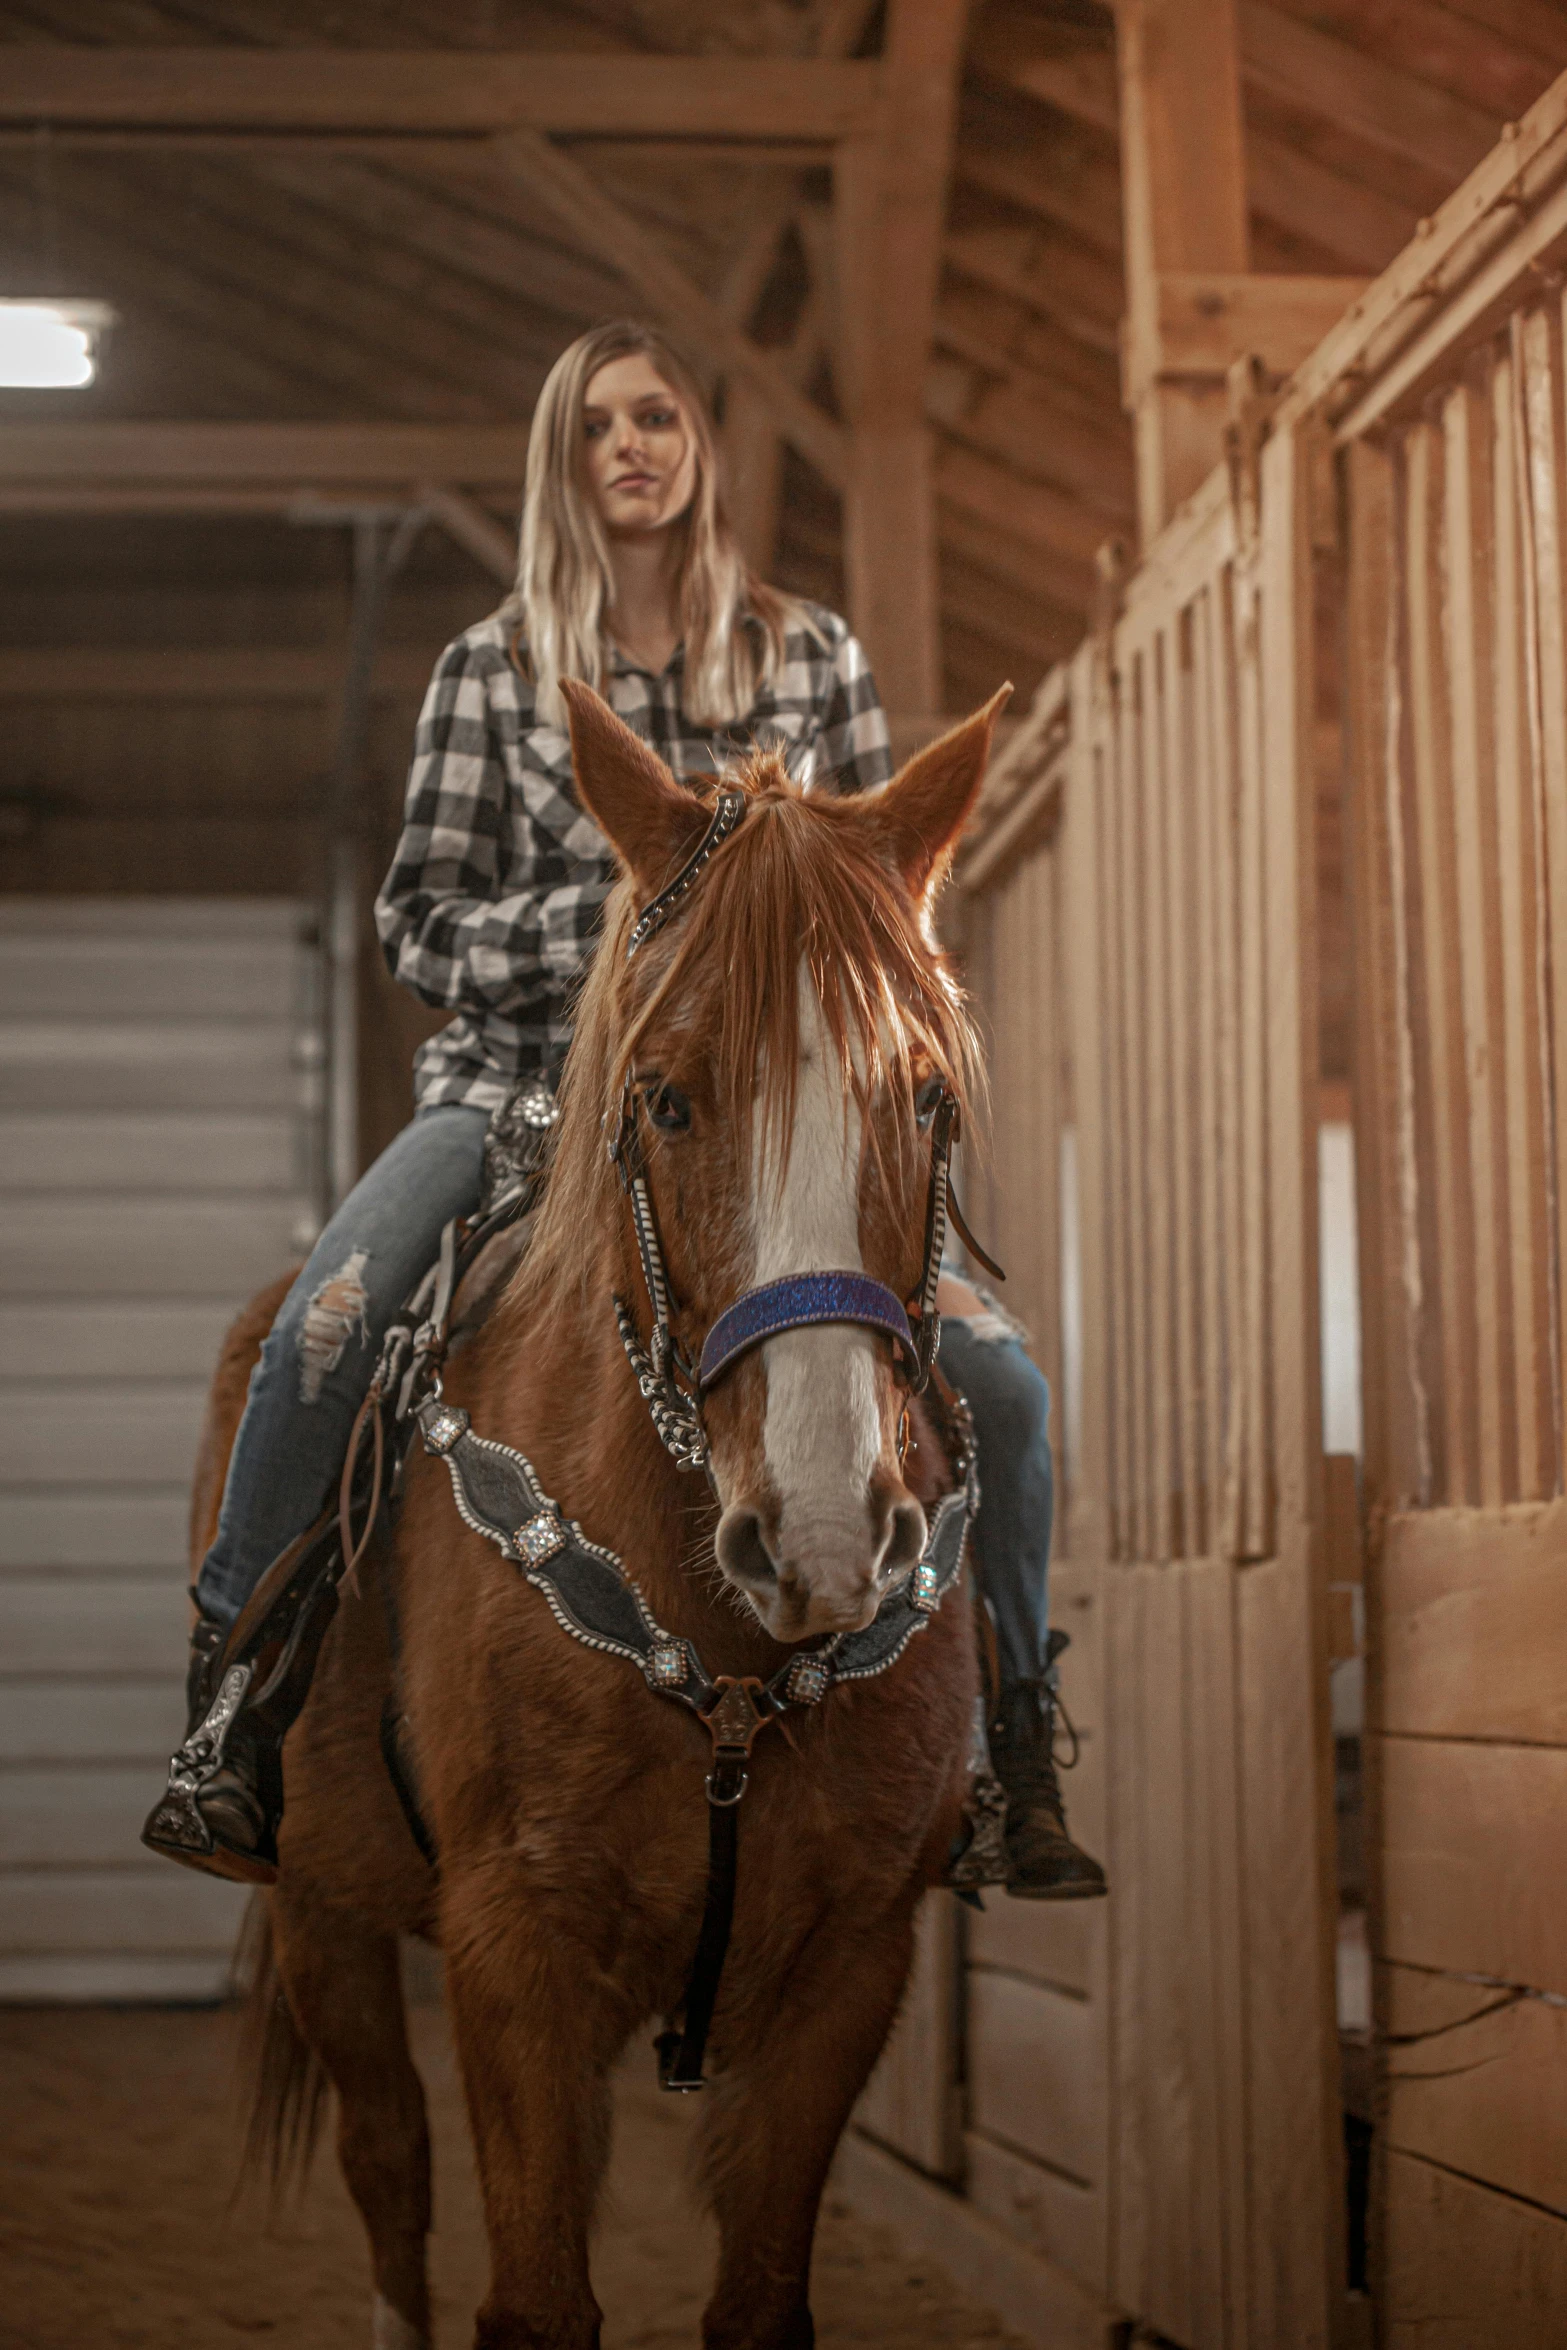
376;604;893;1112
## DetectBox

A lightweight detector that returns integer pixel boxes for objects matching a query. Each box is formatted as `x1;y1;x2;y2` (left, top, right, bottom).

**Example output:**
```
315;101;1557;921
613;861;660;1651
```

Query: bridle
608;785;1002;1486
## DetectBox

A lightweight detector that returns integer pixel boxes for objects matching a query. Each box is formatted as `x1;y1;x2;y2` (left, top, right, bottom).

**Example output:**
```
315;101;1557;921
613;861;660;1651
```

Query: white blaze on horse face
742;976;890;1630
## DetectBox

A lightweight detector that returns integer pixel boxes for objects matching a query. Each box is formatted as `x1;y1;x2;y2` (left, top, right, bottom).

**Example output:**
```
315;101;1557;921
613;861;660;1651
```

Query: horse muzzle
714;1477;928;1641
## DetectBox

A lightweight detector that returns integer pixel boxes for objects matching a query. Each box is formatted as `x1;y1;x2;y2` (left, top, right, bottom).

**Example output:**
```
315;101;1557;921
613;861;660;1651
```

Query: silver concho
422;1405;470;1456
514;1511;566;1567
784;1654;830;1706
515;1078;560;1132
647;1638;688;1689
911;1560;940;1614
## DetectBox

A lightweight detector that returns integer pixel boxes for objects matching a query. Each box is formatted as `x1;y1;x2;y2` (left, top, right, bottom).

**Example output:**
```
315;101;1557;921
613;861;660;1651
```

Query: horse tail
232;1892;329;2201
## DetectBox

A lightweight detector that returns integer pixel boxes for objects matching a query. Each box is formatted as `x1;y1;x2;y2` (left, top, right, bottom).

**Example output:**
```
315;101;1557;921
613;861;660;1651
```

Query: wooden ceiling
0;0;1562;713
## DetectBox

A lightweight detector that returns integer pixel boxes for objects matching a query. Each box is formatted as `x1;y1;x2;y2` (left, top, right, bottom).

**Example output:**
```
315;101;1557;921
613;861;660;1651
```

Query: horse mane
515;751;983;1321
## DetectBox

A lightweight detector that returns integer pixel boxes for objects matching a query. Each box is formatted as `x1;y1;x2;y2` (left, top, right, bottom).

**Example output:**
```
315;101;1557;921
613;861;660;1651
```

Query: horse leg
697;1905;919;2350
441;1890;623;2350
269;1886;434;2348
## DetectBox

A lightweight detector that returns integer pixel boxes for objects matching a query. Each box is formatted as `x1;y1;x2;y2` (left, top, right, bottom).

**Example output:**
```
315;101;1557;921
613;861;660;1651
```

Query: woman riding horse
141;317;1103;1905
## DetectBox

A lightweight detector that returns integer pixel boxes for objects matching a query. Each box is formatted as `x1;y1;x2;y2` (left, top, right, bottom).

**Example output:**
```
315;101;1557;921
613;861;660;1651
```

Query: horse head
546;676;1007;1644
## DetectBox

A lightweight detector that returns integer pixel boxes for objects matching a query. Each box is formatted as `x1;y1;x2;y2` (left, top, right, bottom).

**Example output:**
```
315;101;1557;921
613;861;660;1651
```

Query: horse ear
863;685;1012;902
558;677;709;892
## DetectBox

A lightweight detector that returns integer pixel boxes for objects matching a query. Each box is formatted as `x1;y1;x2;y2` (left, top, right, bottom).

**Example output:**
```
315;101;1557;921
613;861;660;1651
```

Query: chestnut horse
224;682;1003;2350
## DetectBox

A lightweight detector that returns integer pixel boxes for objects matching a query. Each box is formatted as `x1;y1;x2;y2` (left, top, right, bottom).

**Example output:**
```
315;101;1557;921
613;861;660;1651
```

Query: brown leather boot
990;1632;1108;1901
140;1607;280;1886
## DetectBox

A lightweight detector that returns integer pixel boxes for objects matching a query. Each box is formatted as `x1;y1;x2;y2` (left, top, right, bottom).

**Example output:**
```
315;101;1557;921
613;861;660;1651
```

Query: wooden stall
925;60;1567;2350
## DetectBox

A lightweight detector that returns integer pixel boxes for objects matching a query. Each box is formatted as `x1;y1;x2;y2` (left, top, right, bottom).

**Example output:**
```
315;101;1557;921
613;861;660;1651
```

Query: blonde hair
502;320;816;729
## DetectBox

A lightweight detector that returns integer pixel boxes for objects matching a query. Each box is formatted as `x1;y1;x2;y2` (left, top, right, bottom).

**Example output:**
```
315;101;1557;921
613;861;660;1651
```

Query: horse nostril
881;1497;928;1582
715;1506;778;1590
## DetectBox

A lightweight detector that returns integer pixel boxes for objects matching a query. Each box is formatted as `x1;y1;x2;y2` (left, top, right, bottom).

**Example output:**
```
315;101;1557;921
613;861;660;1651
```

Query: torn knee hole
297;1248;371;1403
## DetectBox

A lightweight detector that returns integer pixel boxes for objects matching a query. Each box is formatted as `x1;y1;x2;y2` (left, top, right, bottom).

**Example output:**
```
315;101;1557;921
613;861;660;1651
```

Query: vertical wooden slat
1192;585;1226;1559
1141;1560;1197;2342
1210;569;1248;1554
1107;1562;1150;2315
1233;549;1274;1557
1514;296;1567;1493
1257;425;1342;2341
1170;610;1204;1558
1183;1556;1251;2350
1071;644;1115;1570
1145;628;1179;1560
1033;847;1064;1427
1489;343;1545;1498
1121;643;1156;1559
1406;412;1475;1503
1444;371;1511;1506
1109;654;1144;1558
1342;438;1428;1511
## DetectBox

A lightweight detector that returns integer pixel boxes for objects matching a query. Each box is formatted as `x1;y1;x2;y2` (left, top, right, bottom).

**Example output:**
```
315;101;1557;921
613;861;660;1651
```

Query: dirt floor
0;1998;1028;2350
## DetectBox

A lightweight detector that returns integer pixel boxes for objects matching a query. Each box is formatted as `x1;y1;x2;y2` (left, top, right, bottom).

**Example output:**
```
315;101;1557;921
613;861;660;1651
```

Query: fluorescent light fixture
0;299;116;389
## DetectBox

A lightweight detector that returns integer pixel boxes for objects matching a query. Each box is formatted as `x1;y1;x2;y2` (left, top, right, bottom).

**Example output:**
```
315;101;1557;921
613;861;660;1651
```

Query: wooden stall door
1071;435;1341;2350
1343;286;1567;2343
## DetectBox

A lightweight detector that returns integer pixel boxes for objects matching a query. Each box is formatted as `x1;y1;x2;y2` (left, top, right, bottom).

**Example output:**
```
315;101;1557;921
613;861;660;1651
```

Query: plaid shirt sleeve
814;612;894;796
374;632;613;1016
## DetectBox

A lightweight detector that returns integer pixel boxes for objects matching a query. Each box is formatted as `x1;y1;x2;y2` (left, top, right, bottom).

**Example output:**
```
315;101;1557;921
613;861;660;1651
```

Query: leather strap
626;789;748;959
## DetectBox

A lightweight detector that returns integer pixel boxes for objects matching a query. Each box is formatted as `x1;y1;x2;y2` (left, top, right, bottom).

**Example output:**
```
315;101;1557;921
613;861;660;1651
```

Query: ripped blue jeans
197;1107;1052;1686
196;1104;492;1625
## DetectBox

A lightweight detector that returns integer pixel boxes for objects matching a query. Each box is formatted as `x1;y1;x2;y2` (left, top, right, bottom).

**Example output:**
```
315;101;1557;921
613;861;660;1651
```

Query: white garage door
0;900;323;2000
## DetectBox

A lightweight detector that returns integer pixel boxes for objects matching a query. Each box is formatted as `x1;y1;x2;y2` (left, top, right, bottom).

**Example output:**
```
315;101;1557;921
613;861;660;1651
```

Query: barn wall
0;516;499;1169
0;520;502;2002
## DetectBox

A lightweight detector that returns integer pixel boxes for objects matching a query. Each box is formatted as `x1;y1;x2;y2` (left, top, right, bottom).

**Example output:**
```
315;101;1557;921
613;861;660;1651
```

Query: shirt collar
607;638;685;682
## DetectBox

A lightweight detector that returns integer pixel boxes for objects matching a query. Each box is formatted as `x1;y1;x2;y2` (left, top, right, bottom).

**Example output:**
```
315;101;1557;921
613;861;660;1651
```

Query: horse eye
914;1076;946;1129
646;1083;692;1134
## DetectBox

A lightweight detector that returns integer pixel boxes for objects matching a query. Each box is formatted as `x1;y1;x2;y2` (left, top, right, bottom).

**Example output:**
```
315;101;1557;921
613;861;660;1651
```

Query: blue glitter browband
697;1270;919;1392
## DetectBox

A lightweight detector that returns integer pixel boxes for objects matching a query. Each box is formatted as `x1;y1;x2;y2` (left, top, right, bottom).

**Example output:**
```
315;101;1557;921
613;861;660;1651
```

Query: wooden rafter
1240;1;1499;184
0;424;531;487
0;50;882;137
486;128;848;487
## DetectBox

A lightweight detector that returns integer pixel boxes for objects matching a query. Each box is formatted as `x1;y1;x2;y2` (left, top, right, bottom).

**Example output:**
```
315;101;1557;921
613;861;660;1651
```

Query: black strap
656;1797;739;2091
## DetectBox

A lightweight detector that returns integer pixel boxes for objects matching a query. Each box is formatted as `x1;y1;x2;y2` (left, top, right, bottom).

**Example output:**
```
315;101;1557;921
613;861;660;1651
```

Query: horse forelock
516;754;982;1317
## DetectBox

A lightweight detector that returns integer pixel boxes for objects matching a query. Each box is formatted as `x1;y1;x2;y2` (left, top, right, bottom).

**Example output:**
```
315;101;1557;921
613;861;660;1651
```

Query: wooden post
834;0;967;713
1116;0;1249;545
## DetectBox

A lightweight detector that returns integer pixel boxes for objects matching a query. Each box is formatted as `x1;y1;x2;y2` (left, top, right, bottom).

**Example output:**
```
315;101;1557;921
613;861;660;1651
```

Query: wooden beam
712;0;879;578
1122;272;1370;410
1240;2;1499;185
57;149;542;424
834;1;968;710
1247;126;1420;275
1116;0;1250;542
943;225;1123;360
486;128;846;488
935;442;1108;569
927;368;1136;526
0;647;435;699
0;423;531;489
0;51;882;138
953;96;1122;261
967;13;1121;140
